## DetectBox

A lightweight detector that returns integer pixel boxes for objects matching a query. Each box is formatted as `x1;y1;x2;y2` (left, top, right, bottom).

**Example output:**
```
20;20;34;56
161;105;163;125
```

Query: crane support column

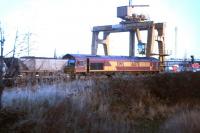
146;25;155;57
103;32;110;56
91;31;99;55
135;28;142;43
155;23;166;71
92;31;110;55
129;31;135;56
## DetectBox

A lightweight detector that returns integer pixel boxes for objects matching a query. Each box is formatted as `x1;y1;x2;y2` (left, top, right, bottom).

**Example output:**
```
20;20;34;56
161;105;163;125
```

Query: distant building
165;58;200;72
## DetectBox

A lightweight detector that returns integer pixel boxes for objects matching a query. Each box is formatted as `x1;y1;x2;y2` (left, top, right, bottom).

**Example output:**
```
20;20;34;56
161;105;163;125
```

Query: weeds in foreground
160;110;200;133
1;72;200;133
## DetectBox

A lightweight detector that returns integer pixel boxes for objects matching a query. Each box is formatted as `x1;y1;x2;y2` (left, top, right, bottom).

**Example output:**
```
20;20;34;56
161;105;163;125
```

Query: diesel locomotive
2;54;160;83
63;54;159;77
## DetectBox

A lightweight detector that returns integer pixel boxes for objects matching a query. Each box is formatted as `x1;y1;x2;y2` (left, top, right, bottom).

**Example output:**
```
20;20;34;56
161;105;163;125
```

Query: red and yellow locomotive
63;54;159;77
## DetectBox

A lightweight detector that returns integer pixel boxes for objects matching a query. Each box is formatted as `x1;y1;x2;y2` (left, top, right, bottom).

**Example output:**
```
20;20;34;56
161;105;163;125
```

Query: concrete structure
91;5;168;71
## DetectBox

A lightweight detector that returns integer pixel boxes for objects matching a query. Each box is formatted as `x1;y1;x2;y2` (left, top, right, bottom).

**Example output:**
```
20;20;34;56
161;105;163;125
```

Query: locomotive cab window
90;63;104;70
68;60;75;67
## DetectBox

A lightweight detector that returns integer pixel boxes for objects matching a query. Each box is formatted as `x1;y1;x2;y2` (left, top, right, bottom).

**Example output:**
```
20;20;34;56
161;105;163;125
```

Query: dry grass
1;72;200;133
160;110;200;133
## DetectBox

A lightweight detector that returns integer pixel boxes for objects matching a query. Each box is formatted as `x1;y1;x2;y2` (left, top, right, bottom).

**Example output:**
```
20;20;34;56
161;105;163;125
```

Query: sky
0;0;200;59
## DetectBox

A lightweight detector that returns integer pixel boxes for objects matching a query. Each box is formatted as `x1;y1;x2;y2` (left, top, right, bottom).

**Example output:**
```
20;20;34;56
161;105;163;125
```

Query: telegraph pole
0;25;5;61
0;24;5;78
0;23;5;109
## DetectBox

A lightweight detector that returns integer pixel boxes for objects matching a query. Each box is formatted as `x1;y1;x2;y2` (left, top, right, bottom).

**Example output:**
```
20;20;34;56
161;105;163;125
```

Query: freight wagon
4;57;68;78
63;54;159;77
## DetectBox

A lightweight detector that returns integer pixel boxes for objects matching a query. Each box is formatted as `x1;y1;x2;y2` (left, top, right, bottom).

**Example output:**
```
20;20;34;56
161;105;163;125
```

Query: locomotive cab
64;59;76;74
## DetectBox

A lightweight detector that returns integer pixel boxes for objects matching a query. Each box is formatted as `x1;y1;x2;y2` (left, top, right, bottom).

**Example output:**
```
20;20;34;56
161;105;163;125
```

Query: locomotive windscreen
68;60;75;67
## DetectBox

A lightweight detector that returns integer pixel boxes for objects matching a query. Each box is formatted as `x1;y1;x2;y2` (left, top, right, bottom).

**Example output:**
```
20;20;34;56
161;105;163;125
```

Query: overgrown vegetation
1;72;200;133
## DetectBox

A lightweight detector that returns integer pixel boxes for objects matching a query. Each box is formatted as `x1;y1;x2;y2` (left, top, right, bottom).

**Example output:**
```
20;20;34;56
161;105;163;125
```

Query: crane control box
117;5;149;22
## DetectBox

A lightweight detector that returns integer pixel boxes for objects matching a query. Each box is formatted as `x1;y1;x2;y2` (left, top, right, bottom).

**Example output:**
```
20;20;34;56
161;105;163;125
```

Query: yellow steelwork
104;61;117;71
103;61;151;72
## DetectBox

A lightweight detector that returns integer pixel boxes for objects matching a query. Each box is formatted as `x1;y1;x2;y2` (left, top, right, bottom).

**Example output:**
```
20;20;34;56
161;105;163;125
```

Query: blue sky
0;0;200;58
